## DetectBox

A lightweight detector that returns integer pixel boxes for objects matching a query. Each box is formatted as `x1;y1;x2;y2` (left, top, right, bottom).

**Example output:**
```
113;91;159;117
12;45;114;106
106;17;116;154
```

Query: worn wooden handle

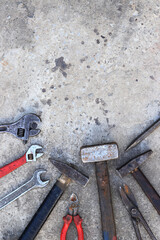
96;162;117;240
132;168;160;215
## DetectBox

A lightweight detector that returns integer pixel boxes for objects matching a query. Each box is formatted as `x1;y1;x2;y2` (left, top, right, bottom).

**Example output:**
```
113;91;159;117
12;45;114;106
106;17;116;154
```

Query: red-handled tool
61;193;84;240
0;145;43;179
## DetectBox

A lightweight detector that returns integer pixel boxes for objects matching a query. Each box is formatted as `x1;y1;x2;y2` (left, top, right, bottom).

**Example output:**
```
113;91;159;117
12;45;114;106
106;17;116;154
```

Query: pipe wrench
0;145;43;179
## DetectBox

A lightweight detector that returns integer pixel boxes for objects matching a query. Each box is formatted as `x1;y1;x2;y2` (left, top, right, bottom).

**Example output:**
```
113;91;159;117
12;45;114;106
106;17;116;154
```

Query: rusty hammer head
80;143;119;163
117;150;153;178
50;159;89;187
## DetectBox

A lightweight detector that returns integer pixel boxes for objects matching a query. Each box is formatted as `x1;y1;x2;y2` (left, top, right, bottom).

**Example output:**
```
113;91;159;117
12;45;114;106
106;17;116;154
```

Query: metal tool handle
0;177;35;210
132;169;160;215
96;162;117;240
132;219;142;240
137;211;157;240
19;183;64;240
0;154;26;179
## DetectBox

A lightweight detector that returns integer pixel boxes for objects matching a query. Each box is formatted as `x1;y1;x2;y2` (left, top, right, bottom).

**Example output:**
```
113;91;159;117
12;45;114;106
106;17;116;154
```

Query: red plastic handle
0;154;26;179
60;215;72;240
74;215;84;240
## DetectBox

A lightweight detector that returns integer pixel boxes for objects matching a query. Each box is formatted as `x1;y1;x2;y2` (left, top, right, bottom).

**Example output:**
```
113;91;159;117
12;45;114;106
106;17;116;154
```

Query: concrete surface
0;0;160;239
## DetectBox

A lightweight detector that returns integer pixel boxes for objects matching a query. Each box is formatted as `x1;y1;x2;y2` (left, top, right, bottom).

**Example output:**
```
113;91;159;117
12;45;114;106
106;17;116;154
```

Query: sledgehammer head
80;143;119;163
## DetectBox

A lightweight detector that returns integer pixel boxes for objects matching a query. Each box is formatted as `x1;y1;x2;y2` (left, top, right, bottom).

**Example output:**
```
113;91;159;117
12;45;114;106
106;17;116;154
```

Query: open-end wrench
0;169;49;210
0;114;41;144
0;145;43;179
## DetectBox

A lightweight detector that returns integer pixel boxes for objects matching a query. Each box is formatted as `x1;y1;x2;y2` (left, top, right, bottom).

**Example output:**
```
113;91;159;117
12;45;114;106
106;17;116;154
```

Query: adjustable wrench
0;114;41;144
0;169;49;210
0;145;43;179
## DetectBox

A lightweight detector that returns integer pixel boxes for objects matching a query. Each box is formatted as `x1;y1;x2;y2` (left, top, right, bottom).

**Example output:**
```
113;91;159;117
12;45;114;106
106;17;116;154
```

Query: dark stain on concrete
42;88;46;92
61;70;67;78
102;109;108;116
95;98;100;104
47;99;51;106
80;56;88;63
2;231;17;240
129;17;134;22
150;75;155;80
33;102;39;108
40;99;46;105
65;97;69;101
94;28;99;35
52;57;71;78
19;107;25;112
95;98;106;106
18;2;35;18
106;118;116;129
45;60;50;64
94;117;101;126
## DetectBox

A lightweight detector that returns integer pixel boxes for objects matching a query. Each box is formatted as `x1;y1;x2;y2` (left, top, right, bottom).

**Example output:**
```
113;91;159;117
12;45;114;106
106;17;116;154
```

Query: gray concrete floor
0;0;160;239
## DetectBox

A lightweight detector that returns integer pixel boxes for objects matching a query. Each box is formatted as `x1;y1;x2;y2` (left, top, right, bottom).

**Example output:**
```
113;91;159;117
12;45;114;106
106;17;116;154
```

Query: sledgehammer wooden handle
80;143;118;240
96;162;117;240
132;169;160;215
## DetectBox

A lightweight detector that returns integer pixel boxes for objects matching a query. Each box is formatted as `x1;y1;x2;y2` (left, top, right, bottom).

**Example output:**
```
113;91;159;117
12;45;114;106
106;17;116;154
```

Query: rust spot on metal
124;184;129;194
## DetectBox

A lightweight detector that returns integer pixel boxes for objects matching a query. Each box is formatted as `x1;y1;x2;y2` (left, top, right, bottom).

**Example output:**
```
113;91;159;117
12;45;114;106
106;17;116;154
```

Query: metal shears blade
119;184;157;240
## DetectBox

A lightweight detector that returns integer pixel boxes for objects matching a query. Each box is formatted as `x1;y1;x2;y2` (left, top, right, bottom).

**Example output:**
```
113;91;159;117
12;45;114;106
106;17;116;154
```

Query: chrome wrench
0;169;49;210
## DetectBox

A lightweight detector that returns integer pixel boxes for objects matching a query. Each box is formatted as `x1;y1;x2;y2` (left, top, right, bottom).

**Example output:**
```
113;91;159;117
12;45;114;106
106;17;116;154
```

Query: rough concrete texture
0;0;160;239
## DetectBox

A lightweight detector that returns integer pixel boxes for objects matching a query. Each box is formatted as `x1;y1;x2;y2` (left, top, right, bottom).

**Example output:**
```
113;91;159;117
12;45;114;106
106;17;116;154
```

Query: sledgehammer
80;143;118;240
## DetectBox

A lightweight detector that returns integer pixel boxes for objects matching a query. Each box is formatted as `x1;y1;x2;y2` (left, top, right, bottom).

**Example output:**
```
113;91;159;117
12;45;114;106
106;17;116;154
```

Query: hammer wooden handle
132;169;160;215
96;162;117;240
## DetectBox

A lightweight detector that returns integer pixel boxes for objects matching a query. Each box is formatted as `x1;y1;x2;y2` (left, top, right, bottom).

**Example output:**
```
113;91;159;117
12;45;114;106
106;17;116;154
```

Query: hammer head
80;143;118;163
117;150;153;178
50;159;89;187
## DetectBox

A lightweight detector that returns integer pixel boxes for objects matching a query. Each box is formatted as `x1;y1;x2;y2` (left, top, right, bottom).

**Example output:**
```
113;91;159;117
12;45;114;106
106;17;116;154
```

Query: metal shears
119;184;157;240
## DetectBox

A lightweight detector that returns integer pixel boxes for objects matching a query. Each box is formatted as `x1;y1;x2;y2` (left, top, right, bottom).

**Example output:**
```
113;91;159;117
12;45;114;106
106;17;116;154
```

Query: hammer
19;159;89;240
80;143;119;240
117;150;160;215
